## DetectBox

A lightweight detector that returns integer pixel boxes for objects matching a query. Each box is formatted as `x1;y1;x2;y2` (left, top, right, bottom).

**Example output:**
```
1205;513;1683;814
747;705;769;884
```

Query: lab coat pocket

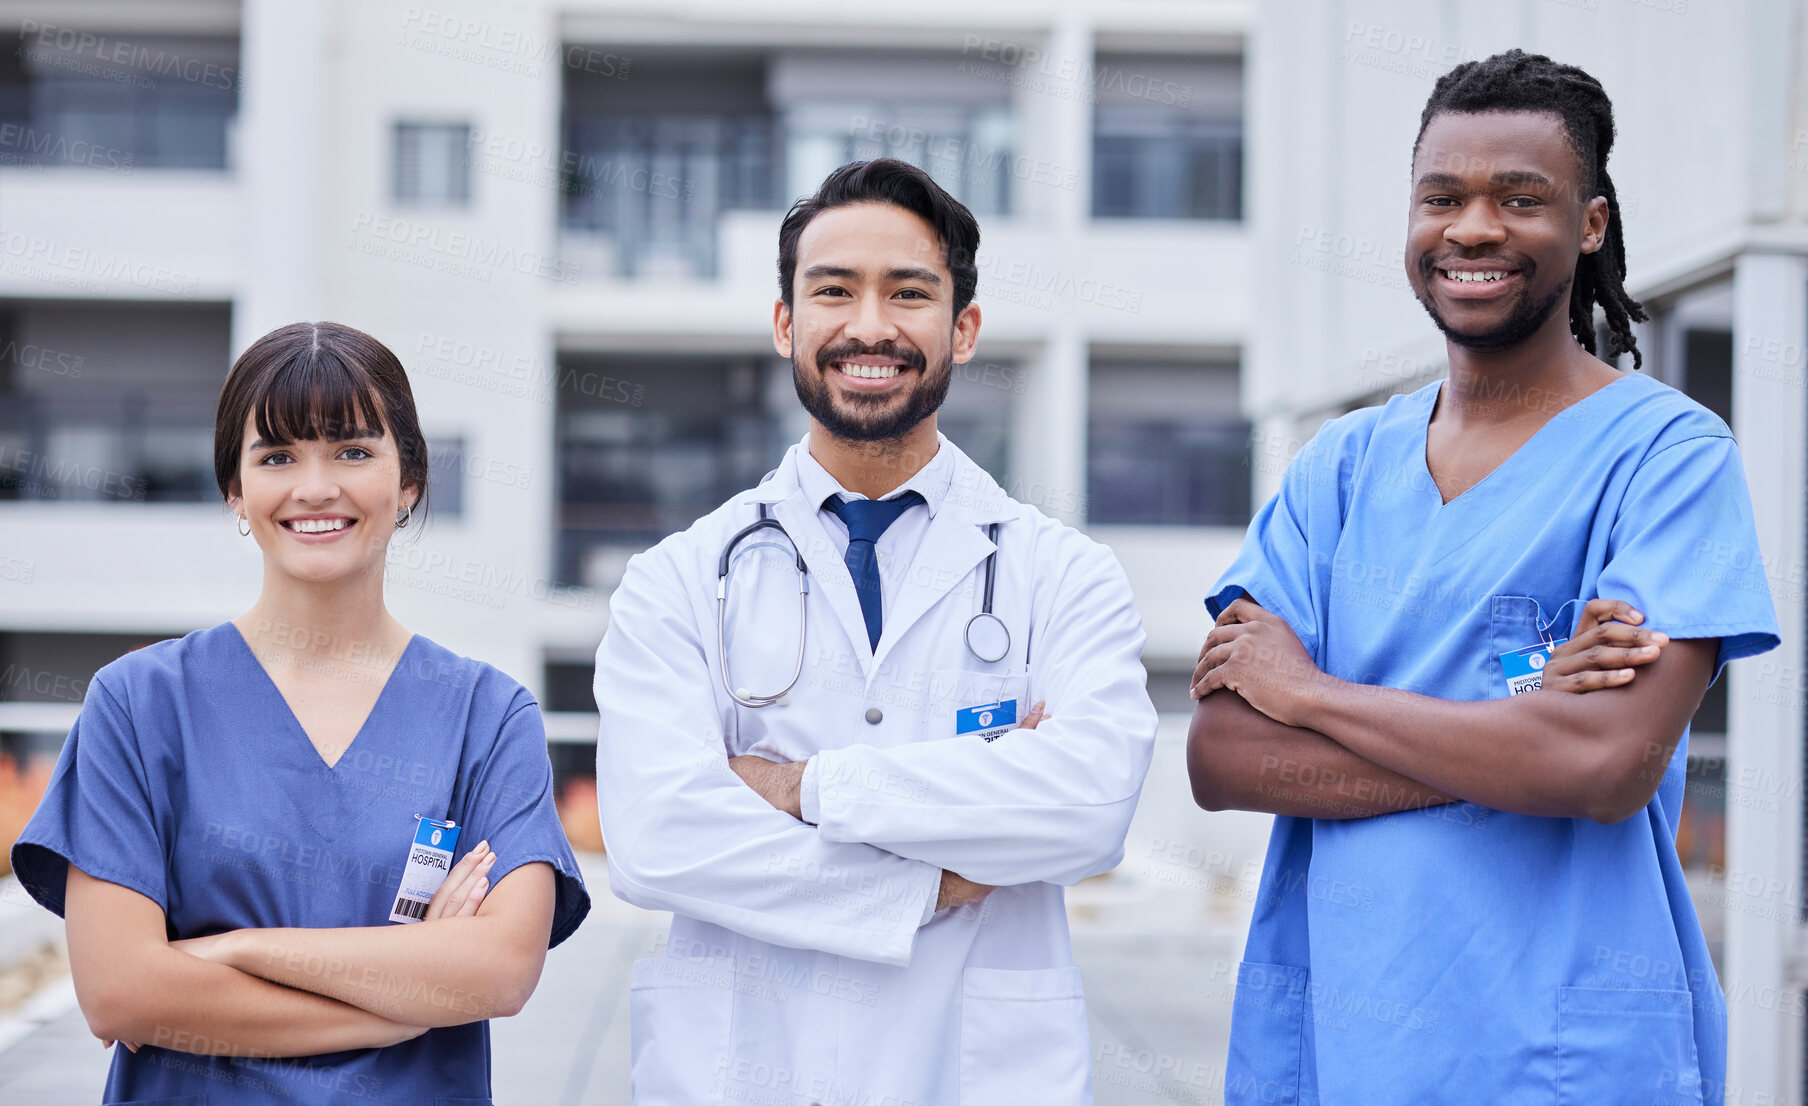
958;966;1089;1105
629;956;734;1105
924;668;1031;742
1225;961;1308;1106
1557;986;1701;1106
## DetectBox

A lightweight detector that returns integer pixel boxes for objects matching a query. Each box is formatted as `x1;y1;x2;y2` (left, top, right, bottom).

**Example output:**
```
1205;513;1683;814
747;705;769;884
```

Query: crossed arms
594;538;1157;966
1186;597;1716;824
67;843;555;1058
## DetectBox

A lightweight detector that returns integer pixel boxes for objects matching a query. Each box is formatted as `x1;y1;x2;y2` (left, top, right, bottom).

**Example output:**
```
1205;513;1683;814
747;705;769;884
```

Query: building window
1092;54;1242;221
1086;358;1250;526
425;438;464;518
560;53;778;279
774;51;1015;218
0;302;229;502
554;353;796;586
0;32;239;170
394;122;472;205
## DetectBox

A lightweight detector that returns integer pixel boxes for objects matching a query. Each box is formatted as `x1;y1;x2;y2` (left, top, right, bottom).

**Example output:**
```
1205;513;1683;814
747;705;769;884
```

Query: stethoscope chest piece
964;612;1011;664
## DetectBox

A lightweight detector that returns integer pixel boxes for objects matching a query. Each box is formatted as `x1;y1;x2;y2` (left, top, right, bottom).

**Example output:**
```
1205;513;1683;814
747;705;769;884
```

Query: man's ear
1580;195;1610;255
772;298;794;358
951;302;982;365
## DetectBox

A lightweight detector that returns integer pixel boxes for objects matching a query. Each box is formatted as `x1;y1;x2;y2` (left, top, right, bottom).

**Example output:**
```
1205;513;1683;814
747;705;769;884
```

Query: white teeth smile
1444;270;1511;283
287;518;350;534
837;363;901;380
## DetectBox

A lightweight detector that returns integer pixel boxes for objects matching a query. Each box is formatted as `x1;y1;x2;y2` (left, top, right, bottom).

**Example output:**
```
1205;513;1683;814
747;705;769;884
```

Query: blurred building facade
0;0;1803;1098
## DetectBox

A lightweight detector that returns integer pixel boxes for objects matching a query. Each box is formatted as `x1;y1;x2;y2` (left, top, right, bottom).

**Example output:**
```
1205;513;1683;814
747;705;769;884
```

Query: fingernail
1620;669;1635;678
1652;633;1668;644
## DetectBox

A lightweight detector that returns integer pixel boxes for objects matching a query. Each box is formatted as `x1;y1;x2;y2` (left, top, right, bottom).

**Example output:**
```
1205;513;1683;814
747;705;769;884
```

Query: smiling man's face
1406;110;1607;352
774;201;979;443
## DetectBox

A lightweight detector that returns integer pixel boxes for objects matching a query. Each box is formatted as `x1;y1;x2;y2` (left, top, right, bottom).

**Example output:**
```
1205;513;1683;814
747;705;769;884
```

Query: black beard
792;340;952;444
1416;262;1571;352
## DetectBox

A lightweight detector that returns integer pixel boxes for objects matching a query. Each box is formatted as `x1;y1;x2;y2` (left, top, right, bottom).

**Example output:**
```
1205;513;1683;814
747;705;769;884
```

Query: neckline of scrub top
222;621;423;773
1415;372;1634;510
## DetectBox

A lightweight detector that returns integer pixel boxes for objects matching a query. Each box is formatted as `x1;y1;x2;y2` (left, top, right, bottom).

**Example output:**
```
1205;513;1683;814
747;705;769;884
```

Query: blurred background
0;0;1802;1102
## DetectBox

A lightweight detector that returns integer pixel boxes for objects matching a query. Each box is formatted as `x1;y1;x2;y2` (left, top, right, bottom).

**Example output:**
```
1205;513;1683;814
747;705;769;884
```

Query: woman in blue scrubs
12;322;589;1104
1187;53;1778;1105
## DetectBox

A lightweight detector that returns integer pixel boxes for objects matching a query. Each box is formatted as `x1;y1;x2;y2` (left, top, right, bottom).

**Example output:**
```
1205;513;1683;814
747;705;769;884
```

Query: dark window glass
1087;360;1250;526
1091;54;1242;221
394;122;472;205
554;354;794;585
0;31;238;169
0;302;230;503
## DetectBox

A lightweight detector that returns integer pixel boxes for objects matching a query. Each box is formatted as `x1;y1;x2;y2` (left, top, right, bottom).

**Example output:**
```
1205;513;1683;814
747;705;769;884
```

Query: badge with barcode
390;816;460;923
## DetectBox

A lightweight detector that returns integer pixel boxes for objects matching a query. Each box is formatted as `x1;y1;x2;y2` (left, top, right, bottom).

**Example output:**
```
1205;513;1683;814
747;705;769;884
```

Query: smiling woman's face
230;410;416;585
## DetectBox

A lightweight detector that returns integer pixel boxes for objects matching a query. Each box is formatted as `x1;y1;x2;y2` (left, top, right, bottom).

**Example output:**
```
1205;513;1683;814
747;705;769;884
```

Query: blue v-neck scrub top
1208;373;1779;1106
12;624;591;1105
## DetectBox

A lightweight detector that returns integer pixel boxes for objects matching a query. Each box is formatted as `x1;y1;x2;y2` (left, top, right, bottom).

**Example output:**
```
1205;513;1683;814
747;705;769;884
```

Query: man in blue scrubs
1188;50;1779;1105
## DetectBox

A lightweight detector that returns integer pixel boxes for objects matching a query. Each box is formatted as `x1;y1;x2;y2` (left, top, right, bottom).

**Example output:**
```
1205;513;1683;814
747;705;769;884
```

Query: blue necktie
825;491;925;650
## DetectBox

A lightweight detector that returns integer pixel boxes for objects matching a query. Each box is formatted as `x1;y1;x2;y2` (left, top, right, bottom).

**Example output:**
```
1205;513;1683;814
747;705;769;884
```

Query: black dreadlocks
1413;49;1647;370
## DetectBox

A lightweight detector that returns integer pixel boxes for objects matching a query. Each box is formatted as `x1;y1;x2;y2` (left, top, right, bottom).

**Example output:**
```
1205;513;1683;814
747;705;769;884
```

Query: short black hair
1414;49;1647;369
214;321;430;519
777;158;980;316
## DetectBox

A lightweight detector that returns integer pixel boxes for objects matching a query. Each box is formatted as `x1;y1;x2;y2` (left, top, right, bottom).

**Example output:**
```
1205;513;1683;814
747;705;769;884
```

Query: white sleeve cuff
798;756;821;825
920;877;940;925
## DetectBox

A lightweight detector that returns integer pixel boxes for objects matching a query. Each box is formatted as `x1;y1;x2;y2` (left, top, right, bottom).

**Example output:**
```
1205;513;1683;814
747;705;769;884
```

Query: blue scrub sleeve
1592;434;1781;682
11;678;167;917
455;692;590;948
1206;436;1334;659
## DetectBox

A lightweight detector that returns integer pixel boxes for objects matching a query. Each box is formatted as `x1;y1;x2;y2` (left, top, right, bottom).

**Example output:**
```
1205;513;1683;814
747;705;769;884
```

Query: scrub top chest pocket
926;667;1029;742
1489;595;1572;697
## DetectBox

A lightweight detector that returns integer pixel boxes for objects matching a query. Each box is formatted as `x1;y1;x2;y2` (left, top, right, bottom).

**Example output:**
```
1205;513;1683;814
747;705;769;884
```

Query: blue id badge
956;699;1018;742
1498;638;1569;696
390;816;460;923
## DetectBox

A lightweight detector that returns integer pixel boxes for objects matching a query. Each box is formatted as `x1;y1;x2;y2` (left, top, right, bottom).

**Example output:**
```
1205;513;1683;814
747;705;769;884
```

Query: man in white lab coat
594;158;1158;1105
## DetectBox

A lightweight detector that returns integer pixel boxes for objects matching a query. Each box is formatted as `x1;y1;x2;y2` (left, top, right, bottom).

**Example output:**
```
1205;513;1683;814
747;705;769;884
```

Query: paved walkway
0;857;1240;1105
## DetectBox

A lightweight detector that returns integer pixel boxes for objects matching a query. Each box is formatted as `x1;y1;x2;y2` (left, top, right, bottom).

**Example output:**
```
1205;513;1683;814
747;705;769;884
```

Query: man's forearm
1289;639;1715;823
1187;691;1455;818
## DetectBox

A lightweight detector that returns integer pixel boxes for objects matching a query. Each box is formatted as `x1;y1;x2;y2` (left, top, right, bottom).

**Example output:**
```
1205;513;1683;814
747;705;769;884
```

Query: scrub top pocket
1557;986;1702;1106
629;956;735;1105
958;966;1089;1104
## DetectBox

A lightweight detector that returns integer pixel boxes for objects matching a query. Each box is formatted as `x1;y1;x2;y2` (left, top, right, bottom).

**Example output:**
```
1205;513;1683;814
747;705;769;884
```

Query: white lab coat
594;434;1158;1106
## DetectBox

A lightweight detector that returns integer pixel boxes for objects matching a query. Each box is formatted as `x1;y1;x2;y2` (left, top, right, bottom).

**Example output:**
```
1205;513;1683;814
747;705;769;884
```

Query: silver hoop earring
237;516;251;537
395;505;412;529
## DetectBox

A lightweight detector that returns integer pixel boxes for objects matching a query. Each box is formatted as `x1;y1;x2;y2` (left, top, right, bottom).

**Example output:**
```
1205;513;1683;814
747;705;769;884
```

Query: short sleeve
10;678;167;917
1592;434;1781;682
1206;432;1342;660
454;690;591;948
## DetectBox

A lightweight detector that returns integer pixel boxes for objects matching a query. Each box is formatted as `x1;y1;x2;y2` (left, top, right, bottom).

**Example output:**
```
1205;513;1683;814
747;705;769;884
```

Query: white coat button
864;707;883;724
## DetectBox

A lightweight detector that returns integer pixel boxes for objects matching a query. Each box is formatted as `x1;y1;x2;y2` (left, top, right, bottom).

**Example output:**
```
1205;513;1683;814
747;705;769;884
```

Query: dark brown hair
213;322;429;518
777;158;980;315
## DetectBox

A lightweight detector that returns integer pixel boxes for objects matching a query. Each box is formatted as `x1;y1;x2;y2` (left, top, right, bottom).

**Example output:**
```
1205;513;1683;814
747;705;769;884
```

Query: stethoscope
717;503;1010;709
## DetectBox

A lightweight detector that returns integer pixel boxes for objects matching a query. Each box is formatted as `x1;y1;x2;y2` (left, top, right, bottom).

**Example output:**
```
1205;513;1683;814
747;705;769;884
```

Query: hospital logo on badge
1498;639;1567;696
956;699;1018;742
431;829;442;847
